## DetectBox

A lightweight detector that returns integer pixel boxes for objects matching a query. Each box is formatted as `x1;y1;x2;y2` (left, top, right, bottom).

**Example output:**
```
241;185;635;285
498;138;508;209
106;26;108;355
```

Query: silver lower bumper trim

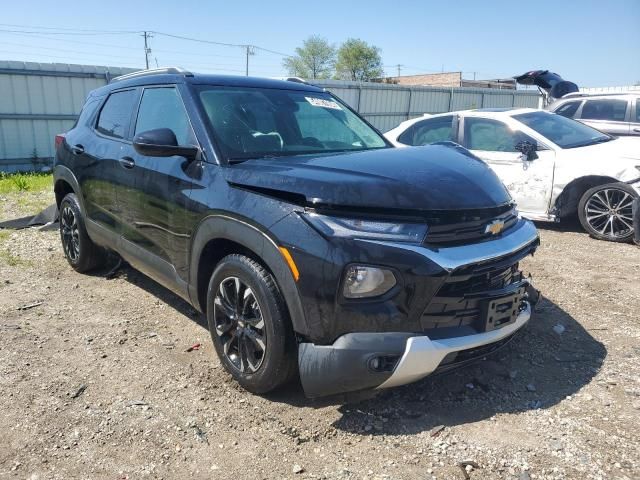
376;301;531;389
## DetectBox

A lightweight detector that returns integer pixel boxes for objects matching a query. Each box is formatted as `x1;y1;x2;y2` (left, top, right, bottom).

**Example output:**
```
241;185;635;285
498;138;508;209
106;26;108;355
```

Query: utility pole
142;31;153;70
245;45;255;76
396;64;403;78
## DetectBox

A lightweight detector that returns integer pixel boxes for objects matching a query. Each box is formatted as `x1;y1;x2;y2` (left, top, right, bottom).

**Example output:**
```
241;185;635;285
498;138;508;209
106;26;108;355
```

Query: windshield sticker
305;97;342;110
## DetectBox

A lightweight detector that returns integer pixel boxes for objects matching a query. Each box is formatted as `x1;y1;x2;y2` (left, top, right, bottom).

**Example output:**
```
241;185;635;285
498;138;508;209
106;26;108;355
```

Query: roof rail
284;77;308;84
110;67;193;83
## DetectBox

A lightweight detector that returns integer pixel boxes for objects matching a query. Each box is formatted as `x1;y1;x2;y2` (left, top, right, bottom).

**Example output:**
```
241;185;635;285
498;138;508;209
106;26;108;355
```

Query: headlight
301;213;428;242
343;265;397;298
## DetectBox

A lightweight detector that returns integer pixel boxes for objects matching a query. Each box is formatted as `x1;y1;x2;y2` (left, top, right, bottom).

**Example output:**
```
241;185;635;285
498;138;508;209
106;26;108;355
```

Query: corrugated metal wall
313;79;541;132
0;61;137;172
0;62;541;172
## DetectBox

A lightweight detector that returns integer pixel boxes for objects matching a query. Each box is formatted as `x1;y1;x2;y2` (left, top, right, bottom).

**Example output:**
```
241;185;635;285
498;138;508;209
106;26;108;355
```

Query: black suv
53;68;540;398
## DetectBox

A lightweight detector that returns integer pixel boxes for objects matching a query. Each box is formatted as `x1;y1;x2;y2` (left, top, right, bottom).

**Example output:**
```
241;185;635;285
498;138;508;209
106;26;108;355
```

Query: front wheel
206;254;296;394
578;183;638;242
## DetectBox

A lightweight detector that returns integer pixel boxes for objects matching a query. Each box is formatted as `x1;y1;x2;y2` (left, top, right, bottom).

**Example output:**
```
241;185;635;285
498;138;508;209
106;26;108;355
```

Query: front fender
188;213;309;337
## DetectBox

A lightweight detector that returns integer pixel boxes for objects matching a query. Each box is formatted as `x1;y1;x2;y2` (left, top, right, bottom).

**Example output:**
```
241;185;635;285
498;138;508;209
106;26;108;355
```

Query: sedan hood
224;145;512;212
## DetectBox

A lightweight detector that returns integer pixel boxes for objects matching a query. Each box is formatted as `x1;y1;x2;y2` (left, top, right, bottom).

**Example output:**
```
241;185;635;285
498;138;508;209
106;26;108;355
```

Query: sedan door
461;116;555;218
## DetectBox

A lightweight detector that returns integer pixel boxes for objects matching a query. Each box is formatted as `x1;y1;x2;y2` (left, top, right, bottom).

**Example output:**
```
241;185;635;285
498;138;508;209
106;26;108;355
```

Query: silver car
549;93;640;137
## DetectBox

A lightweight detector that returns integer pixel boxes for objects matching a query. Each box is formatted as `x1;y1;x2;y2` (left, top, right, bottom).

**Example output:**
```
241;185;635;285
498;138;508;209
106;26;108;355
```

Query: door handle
71;144;84;155
633;128;640;133
119;156;135;169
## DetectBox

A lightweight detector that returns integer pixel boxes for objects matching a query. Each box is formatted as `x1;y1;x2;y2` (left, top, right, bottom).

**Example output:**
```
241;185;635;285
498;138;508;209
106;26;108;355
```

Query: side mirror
133;128;199;160
514;140;538;161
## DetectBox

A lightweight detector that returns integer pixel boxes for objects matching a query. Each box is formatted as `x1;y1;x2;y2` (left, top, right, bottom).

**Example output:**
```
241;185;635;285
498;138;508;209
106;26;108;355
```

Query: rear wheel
206;254;296;394
59;193;106;272
578;183;637;242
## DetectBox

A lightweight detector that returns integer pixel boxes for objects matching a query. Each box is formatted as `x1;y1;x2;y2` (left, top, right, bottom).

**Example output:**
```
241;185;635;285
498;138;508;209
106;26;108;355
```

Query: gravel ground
1;193;639;480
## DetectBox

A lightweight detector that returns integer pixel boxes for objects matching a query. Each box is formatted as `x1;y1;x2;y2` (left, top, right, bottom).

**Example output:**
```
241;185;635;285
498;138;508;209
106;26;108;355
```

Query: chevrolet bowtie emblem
485;220;505;235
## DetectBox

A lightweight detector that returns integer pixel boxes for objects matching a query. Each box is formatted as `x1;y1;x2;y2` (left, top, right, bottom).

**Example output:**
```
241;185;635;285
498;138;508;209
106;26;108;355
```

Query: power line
0;23;140;34
0;28;138;36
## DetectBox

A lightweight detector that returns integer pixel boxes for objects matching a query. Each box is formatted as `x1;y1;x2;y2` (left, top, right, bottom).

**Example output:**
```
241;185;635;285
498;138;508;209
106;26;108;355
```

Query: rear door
117;85;200;292
461;116;555;216
577;98;631;135
78;88;139;239
396;115;458;146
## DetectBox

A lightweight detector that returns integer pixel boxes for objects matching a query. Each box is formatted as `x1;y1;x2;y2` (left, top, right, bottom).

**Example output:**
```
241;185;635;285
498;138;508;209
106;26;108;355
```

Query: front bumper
299;298;532;398
298;219;540;398
377;301;530;389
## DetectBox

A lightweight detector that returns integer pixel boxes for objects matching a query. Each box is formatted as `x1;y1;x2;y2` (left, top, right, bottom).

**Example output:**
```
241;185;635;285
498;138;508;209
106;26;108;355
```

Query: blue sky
1;0;638;87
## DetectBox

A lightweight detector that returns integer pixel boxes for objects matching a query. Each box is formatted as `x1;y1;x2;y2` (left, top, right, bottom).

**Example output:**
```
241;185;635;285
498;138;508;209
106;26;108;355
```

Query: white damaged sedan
385;108;640;242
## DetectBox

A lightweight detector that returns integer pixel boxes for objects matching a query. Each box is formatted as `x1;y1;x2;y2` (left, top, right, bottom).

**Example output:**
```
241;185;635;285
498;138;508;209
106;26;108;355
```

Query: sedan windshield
513;111;612;149
197;86;387;161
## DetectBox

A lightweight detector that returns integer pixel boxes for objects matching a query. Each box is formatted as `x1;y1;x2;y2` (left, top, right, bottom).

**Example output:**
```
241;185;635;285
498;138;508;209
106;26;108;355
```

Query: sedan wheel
579;183;637;242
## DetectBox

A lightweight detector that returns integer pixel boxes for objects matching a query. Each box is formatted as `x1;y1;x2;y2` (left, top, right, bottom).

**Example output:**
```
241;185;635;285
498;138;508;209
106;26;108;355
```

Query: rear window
554;101;581;119
96;89;138;139
581;99;627;122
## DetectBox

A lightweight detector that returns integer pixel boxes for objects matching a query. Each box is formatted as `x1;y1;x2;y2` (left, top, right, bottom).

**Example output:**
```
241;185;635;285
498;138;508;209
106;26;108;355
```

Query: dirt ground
1;190;639;480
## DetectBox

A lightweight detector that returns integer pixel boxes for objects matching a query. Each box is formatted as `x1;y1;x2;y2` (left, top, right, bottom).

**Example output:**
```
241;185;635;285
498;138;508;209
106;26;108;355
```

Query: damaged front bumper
298;219;540;398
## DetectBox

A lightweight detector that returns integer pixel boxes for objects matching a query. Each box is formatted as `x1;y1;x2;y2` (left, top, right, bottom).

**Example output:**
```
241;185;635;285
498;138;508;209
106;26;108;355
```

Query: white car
385;108;640;242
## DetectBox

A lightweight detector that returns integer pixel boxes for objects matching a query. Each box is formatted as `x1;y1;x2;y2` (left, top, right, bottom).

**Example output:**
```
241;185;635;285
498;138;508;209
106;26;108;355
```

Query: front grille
421;243;536;335
424;207;518;245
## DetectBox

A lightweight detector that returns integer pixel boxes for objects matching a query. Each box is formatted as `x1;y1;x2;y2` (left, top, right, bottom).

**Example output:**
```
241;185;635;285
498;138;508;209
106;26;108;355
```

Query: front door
461;116;555;217
117;85;200;294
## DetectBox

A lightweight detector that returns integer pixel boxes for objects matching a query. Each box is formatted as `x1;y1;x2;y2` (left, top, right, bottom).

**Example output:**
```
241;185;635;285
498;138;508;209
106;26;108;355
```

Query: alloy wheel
60;206;80;262
584;188;635;239
213;276;267;373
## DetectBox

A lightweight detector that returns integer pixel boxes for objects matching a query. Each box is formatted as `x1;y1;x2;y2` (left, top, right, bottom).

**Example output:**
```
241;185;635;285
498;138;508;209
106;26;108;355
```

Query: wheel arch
553;175;620;220
189;214;309;338
53;165;84;212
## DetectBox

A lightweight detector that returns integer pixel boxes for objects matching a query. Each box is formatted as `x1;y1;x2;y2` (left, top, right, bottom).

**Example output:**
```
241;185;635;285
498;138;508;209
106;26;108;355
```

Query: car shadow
95;259;606;434
326;297;606;436
93;259;208;329
533;218;584;234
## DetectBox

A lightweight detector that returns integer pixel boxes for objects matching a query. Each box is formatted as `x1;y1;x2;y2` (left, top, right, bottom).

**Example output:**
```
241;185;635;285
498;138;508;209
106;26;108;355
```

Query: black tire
59;193;106;272
578;182;638;242
206;254;296;394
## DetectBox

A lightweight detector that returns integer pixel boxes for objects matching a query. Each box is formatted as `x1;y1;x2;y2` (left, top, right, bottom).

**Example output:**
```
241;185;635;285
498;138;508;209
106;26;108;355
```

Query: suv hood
224;144;512;212
515;70;578;100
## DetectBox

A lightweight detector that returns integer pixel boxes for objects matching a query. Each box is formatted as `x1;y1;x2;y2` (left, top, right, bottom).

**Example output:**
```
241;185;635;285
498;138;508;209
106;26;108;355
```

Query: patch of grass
0;172;53;195
0;249;29;267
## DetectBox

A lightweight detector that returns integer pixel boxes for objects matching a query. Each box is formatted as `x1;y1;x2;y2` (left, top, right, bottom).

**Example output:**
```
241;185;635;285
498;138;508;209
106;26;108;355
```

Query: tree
334;38;384;81
282;35;336;79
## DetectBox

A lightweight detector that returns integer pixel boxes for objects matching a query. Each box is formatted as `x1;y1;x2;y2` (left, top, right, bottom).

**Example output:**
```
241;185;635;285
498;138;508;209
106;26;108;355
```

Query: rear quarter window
96;89;138;139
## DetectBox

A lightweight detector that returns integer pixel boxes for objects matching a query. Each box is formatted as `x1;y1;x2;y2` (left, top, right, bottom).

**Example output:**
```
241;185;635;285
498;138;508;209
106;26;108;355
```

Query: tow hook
525;276;542;310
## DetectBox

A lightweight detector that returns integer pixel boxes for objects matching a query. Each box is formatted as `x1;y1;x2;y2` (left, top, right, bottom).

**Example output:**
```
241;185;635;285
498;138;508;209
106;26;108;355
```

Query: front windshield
197;86;387;161
513;111;612;149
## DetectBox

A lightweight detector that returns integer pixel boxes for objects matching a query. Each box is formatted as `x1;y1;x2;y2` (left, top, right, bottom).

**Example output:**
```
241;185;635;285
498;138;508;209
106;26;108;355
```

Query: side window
135;87;196;145
464;117;532;152
96;89;138;139
554;101;581;119
581;99;627;122
635;100;640;123
398;116;454;146
73;97;101;128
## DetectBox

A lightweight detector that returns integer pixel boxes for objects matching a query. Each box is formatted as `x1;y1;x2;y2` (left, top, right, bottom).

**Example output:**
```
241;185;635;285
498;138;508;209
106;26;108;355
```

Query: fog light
343;265;396;299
